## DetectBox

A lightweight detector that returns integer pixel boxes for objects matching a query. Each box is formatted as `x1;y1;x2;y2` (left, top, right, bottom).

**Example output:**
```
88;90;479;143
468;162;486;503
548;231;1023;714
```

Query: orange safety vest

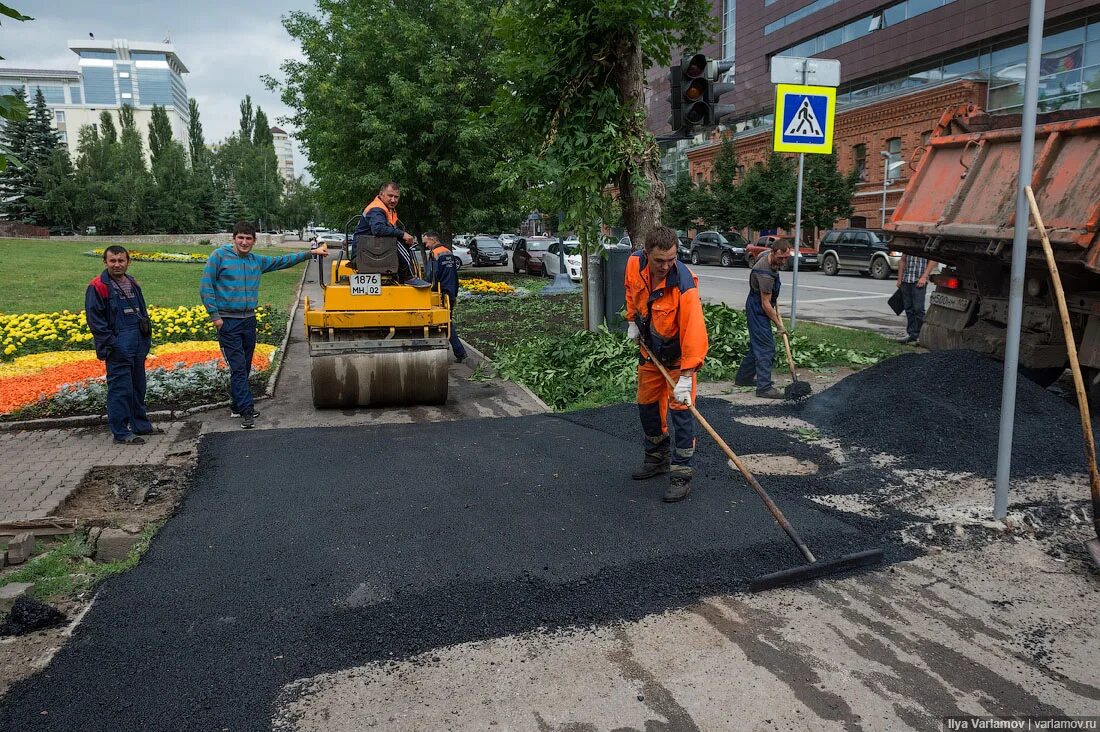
363;196;399;226
624;250;708;371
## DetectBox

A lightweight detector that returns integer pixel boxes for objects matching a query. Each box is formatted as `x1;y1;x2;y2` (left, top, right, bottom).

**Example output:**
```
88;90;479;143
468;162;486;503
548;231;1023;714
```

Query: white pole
790;153;804;329
994;0;1046;520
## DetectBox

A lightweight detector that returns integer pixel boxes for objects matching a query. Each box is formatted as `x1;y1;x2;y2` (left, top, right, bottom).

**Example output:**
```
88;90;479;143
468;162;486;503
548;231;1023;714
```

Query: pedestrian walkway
0;423;191;520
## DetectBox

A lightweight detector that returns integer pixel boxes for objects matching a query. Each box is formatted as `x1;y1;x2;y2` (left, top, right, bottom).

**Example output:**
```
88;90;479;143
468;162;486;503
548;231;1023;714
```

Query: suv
469;235;508;266
689;230;749;267
818;229;900;279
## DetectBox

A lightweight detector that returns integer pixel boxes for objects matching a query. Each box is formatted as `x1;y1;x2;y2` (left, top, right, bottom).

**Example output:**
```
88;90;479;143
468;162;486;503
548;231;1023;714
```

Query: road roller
303;227;451;408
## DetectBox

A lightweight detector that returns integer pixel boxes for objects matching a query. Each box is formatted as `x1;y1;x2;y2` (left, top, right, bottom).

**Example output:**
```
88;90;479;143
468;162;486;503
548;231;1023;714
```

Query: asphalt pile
796;349;1088;477
0;597;67;637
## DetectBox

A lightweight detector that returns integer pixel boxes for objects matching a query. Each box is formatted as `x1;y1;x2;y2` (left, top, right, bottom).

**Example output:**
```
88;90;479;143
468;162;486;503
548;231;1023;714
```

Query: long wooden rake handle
638;343;816;563
1025;186;1100;543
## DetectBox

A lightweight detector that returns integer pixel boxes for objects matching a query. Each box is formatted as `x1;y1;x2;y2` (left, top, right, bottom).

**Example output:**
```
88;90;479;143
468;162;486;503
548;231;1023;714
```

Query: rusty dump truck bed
887;104;1100;272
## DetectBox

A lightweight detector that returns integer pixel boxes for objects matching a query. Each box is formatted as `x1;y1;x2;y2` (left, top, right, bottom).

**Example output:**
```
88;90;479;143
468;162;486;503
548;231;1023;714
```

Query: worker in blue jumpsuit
735;239;793;399
424;231;467;362
85;245;158;444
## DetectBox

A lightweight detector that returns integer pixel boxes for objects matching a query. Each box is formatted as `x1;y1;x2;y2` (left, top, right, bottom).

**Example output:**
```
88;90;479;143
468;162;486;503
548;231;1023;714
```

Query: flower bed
459;278;516;296
2;341;277;418
1;306;277;361
85;248;208;264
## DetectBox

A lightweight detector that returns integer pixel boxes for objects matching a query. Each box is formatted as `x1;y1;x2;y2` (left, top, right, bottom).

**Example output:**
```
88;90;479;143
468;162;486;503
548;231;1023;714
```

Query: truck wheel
870;256;890;280
822;254;839;276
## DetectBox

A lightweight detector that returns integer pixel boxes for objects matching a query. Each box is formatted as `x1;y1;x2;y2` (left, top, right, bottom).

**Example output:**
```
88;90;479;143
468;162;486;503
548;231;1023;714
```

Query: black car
818;228;901;279
469;235;509;266
677;236;692;262
689;230;749;267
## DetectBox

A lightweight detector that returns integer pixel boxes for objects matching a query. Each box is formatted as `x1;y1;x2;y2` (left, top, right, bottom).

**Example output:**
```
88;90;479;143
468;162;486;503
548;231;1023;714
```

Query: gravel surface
0;407;896;731
793;350;1092;478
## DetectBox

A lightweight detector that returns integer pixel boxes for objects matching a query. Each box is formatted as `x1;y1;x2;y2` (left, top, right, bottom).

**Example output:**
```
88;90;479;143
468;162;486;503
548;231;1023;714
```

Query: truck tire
822;253;839;276
870;256;891;279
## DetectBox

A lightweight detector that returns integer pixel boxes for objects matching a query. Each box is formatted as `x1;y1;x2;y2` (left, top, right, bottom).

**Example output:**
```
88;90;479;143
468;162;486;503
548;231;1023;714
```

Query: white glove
674;374;693;406
627;321;641;341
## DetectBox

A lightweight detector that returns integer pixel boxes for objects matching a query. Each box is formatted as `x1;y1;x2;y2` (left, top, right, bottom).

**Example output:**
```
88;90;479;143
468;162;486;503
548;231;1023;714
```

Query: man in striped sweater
201;221;328;428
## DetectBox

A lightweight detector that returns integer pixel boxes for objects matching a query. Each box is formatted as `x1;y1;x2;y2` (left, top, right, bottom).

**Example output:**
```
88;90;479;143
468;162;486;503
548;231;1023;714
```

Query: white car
452;245;472;268
542;239;582;281
313;232;346;250
499;233;519;250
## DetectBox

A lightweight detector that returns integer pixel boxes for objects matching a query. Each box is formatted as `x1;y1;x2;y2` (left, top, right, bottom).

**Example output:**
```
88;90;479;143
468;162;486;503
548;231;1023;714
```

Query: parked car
499;233;519;250
512;236;556;275
677;236;692;262
689;230;749;267
468;235;509;266
818;228;901;279
453;233;474;249
542;239;582;281
314;231;347;250
48;226;76;236
452;244;472;268
745;235;820;271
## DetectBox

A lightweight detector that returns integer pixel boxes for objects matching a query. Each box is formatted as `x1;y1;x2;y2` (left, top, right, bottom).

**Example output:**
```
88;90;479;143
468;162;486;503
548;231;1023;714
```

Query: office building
0;38;190;156
271;126;295;185
653;1;1100;230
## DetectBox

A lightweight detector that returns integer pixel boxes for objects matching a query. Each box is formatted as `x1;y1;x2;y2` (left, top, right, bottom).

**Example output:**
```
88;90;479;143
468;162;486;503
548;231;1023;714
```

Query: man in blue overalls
424;231;467;362
736;239;792;399
85;245;157;444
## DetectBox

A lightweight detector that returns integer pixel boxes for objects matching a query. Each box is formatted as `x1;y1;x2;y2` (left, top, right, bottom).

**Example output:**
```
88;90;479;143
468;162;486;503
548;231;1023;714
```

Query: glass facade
32;85;65;104
776;0;958;56
82;66;117;105
723;0;736;61
765;0;843;36
70;84;81;104
78;50;116;60
137;68;173;106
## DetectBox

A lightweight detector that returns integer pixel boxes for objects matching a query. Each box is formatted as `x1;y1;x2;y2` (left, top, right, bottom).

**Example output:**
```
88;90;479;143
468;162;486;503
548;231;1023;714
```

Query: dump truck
886;104;1100;400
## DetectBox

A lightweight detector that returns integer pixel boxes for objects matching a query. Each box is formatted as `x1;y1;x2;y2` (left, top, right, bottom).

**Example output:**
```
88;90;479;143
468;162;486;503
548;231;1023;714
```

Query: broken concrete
93;529;139;563
3;532;34;565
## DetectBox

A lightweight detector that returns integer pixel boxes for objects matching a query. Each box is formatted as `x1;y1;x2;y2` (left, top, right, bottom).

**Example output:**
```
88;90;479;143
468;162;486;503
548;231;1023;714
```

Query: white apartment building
271;126;295;185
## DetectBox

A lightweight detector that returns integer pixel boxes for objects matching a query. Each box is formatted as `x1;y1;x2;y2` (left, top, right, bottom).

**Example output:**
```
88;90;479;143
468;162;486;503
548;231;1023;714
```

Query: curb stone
0;268;308;432
459;338;551;413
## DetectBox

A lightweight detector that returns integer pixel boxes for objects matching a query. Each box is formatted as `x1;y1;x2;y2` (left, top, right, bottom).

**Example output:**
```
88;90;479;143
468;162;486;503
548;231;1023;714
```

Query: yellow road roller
303;230;451;408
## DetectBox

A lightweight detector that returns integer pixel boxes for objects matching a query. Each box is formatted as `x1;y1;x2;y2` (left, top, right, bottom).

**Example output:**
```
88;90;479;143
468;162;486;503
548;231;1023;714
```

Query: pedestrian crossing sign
773;83;836;154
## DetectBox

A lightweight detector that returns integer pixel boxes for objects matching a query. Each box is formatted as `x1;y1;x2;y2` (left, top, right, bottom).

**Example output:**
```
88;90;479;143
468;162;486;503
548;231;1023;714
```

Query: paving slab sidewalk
0;423;192;520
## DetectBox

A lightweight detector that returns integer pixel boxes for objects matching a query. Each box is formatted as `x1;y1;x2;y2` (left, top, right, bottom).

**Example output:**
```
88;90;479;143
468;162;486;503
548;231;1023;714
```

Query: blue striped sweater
200;244;310;320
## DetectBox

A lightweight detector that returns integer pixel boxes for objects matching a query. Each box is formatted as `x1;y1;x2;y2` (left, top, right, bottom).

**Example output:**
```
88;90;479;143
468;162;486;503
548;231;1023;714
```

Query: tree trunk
612;36;665;250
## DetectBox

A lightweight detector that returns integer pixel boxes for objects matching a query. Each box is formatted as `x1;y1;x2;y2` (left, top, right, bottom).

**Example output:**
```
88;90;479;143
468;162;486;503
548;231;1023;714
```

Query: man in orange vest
625;226;709;502
353;180;430;288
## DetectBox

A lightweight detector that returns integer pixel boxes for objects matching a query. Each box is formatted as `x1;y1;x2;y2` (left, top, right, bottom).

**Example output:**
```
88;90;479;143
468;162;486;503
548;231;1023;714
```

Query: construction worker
625;226;709;503
735;238;793;398
424;231;467;362
353;181;430;288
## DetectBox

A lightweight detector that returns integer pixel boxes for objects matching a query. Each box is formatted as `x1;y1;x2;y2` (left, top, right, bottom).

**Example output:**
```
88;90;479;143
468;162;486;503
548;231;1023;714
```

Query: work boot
663;465;693;503
632;433;670;480
404;277;432;289
757;387;784;399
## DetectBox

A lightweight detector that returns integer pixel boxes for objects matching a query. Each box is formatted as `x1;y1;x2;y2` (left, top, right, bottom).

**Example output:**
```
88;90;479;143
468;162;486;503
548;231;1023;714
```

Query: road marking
694;272;886;296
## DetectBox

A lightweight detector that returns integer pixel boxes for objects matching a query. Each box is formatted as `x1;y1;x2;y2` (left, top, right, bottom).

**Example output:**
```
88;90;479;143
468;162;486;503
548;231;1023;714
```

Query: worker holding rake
625;226;709;503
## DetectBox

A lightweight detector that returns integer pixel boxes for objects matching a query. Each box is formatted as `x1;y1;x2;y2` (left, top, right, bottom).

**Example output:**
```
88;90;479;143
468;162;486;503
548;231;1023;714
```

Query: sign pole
791;153;804;329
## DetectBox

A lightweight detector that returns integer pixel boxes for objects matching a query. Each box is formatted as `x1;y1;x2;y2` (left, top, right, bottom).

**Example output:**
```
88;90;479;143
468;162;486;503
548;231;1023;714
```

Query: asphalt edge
0;268;309;432
459;338;552;413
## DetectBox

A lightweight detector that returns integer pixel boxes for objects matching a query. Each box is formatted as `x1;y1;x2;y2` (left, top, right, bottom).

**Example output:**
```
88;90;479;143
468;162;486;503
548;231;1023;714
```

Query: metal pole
994;0;1045;520
881;155;889;226
790;153;804;329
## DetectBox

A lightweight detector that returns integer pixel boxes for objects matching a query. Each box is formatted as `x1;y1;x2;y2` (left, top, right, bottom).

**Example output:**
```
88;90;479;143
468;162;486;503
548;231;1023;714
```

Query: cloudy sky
0;0;316;168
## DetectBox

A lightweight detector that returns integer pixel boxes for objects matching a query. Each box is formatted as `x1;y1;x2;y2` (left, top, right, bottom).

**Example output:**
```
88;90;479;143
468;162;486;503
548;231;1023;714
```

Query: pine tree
187;98;219;230
0;87;34;221
217;179;249;231
19;88;63;225
30;146;79;230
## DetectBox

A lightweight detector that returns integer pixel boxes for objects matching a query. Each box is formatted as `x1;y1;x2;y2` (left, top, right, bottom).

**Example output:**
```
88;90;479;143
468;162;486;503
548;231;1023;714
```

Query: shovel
776;306;812;401
1026;186;1100;568
638;342;883;590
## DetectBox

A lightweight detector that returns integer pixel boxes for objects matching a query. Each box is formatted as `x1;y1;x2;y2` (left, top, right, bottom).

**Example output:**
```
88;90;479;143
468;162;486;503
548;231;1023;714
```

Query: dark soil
0;598;67;637
454;274;581;359
792;349;1093;478
57;463;191;527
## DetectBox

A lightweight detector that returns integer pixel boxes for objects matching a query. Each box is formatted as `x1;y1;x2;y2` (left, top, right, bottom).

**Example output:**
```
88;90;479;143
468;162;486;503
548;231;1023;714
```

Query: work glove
674;374;693;406
627;321;641;342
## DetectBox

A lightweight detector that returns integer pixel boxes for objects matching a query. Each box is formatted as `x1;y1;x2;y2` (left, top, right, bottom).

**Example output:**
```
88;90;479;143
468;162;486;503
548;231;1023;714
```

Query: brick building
686;79;988;233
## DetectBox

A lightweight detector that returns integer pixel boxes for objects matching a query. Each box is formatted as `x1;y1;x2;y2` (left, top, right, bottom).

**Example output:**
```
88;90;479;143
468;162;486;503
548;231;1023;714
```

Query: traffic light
681;53;709;127
667;65;684;132
707;58;736;124
669;53;736;129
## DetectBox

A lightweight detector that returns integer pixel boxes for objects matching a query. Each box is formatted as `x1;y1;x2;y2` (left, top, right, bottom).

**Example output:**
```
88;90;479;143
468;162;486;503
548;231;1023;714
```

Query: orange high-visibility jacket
624;249;708;370
364;196;399;226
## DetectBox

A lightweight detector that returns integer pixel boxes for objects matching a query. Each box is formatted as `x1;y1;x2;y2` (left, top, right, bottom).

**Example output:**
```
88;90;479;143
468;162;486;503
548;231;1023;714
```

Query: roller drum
310;346;450;407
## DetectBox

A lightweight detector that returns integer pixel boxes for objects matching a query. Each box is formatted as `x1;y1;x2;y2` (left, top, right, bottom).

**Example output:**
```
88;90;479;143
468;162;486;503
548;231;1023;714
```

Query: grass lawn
1;239;307;313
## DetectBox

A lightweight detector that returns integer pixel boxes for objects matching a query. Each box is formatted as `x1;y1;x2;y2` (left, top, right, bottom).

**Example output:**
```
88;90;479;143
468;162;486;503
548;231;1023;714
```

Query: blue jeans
900;281;927;340
105;326;152;439
736;305;777;394
218;316;257;413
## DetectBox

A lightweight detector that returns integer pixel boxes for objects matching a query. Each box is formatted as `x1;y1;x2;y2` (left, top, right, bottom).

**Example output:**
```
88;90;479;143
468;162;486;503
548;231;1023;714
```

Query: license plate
350;273;382;296
931;292;970;312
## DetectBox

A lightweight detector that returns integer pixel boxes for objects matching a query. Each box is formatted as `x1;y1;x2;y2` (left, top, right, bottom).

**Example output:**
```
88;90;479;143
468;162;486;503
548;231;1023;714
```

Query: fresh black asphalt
0;401;901;731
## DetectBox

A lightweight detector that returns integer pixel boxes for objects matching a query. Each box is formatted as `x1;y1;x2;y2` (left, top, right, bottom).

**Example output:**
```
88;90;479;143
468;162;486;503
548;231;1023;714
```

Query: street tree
274;0;515;242
737;153;797;232
492;0;714;253
280;176;318;236
0;87;32;221
116;105;151;233
30;147;80;230
663;171;703;234
188;98;219;230
217;179;249;231
148;105;196;233
700;138;742;231
801;152;859;234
